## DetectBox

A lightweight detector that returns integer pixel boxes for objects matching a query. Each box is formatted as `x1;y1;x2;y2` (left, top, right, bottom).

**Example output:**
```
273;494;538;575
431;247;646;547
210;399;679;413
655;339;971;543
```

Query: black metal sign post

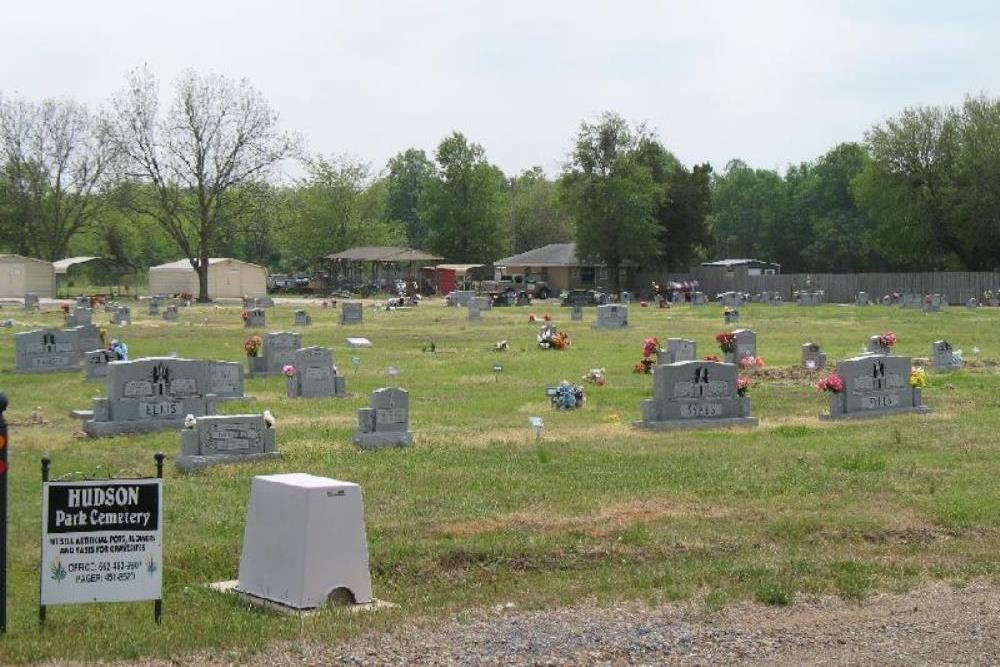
39;453;164;626
0;393;9;634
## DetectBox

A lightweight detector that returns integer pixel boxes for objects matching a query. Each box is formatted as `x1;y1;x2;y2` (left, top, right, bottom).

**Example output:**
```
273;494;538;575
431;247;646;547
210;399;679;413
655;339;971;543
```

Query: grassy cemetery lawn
1;300;998;662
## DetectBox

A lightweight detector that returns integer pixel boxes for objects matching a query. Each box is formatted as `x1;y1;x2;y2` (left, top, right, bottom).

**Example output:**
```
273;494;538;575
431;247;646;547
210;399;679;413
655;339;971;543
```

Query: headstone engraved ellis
293;310;311;326
176;414;279;472
634;360;757;430
234;474;374;609
341;302;363;325
931;340;962;371
821;354;930;419
15;329;82;373
801;342;826;369
75;357;245;437
354;387;412;449
287;347;346;398
245;308;266;328
593;304;628;329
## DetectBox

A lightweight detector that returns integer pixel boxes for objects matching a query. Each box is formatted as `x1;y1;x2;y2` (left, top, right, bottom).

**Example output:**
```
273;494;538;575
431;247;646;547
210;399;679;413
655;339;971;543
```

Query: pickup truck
481;275;552;300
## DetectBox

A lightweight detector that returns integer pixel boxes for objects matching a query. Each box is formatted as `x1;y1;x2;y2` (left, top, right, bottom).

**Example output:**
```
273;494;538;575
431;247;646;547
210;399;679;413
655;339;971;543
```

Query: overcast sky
2;1;997;178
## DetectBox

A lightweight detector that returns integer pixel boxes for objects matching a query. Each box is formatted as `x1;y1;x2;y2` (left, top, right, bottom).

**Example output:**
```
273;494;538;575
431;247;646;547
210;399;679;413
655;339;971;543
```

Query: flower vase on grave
829;392;846;415
912;387;922;408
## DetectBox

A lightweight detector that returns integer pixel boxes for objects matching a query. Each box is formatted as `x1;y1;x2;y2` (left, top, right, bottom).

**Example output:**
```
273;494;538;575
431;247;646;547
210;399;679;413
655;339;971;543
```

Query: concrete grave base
207;580;394;616
175;451;282;473
632;417;758;431
353;431;413;449
819;406;931;421
83;416;194;437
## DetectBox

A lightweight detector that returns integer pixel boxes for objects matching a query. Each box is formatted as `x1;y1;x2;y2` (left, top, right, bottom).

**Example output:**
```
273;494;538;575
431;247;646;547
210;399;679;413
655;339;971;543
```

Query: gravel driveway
45;581;999;666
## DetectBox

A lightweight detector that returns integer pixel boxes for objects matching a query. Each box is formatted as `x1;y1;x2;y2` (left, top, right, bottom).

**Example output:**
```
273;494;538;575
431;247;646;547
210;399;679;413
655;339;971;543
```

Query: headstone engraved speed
593;304;628;329
235;474;374;609
341;302;363;325
15;329;82;373
354;387;413;449
40;474;162;609
76;357;243;437
176;414;279;472
820;355;930;420
634;360;757;430
286;347;346;398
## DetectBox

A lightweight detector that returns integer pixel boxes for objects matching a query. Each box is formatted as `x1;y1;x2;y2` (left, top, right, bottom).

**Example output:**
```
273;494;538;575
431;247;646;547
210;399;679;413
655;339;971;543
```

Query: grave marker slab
467;298;481;321
176;414;279;472
287;346;346;398
293;309;312;326
931;340;962;371
14;328;82;373
66;307;92;327
244;308;266;328
820;354;930;419
341;302;363;325
966;297;979;309
725;329;756;363
236;473;373;609
24;292;39;310
84;348;116;381
801;342;827;369
571;304;583;321
691;292;707;306
448;291;475;307
112;306;131;326
659;338;697;364
634;360;757;430
162;305;179;321
867;335;893;356
346;337;372;348
148;301;160;316
593;304;628;329
354;387;412;449
856;291;870;306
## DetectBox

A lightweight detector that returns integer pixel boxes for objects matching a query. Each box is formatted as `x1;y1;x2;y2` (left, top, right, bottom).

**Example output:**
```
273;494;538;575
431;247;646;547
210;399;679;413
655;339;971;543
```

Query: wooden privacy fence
632;270;1000;305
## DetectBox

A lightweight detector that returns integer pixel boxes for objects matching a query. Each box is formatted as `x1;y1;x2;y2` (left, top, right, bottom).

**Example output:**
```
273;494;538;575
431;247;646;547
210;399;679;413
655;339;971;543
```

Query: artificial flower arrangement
538;324;570;350
633;337;661;374
582;368;607;386
639;300;649;308
528;313;537;322
241;310;250;322
109;339;128;361
61;303;70;314
715;332;736;353
877;331;897;349
739;355;766;370
180;291;193;302
909;368;927;388
816;374;845;393
281;364;296;378
543;312;552;322
551;380;585;410
244;335;263;357
495;340;508;352
736;375;751;397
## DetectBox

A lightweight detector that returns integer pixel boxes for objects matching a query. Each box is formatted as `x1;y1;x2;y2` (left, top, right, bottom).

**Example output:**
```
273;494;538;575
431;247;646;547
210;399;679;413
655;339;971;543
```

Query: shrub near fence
632;270;1000;305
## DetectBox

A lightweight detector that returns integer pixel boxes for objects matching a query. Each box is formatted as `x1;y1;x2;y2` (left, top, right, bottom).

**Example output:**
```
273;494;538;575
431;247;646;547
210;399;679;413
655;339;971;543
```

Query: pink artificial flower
281;364;296;377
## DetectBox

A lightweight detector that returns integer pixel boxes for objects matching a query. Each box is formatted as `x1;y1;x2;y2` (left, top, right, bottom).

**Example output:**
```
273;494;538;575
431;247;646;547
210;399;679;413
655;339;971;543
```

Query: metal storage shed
147;258;268;299
0;254;56;298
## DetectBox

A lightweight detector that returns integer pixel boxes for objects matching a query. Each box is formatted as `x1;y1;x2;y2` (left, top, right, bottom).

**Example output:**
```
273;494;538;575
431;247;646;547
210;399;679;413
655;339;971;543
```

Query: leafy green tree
948;95;1000;270
562;112;662;289
510;167;573;254
421;132;509;263
385;148;434;248
708;160;787;263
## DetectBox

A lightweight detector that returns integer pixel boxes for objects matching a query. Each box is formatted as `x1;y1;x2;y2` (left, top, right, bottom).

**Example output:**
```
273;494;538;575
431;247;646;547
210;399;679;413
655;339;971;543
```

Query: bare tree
105;67;299;301
0;94;115;260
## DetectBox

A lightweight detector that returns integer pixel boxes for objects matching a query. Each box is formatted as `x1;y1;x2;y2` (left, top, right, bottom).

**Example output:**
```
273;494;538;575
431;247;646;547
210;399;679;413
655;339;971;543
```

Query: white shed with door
148;258;268;299
0;254;56;298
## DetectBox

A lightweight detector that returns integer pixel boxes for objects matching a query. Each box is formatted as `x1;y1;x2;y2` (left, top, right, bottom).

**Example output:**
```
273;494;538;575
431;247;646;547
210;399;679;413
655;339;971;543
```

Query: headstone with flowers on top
867;333;895;356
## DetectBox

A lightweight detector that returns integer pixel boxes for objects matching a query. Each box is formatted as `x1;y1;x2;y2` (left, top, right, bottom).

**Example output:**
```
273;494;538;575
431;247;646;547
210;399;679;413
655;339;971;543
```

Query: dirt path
46;581;1000;665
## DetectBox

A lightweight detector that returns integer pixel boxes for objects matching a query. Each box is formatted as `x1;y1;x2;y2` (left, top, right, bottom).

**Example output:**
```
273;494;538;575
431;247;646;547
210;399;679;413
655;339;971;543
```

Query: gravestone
724;309;739;324
449;290;475;307
473;296;492;311
112;306;131;326
148;301;160;316
75;296;90;308
287;346;346;398
801;342;827;369
346;337;372;348
341;302;363;325
235;473;374;609
245;308;266;328
162;305;179;321
797;291;824;306
634;360;757;430
719;292;746;308
207;361;247;399
354;387;413;449
176;414;279;472
467;297;481;321
77;357;235;436
726;329;756;363
820;354;930;419
867;335;892;356
966;297;979;309
14;329;82;373
922;294;943;312
931;340;962;371
248;331;302;377
293;309;312;326
66;307;92;327
659;338;697;364
571;304;583;321
74;324;102;356
593;304;628;329
856;292;870;306
880;295;892;306
84;348;116;381
691;292;707;306
769;294;784;306
24;292;39;310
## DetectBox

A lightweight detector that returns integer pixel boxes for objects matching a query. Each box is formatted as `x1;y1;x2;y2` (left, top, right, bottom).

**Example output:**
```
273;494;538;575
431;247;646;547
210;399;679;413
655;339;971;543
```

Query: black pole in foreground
154;452;164;625
0;393;8;634
39;456;50;625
